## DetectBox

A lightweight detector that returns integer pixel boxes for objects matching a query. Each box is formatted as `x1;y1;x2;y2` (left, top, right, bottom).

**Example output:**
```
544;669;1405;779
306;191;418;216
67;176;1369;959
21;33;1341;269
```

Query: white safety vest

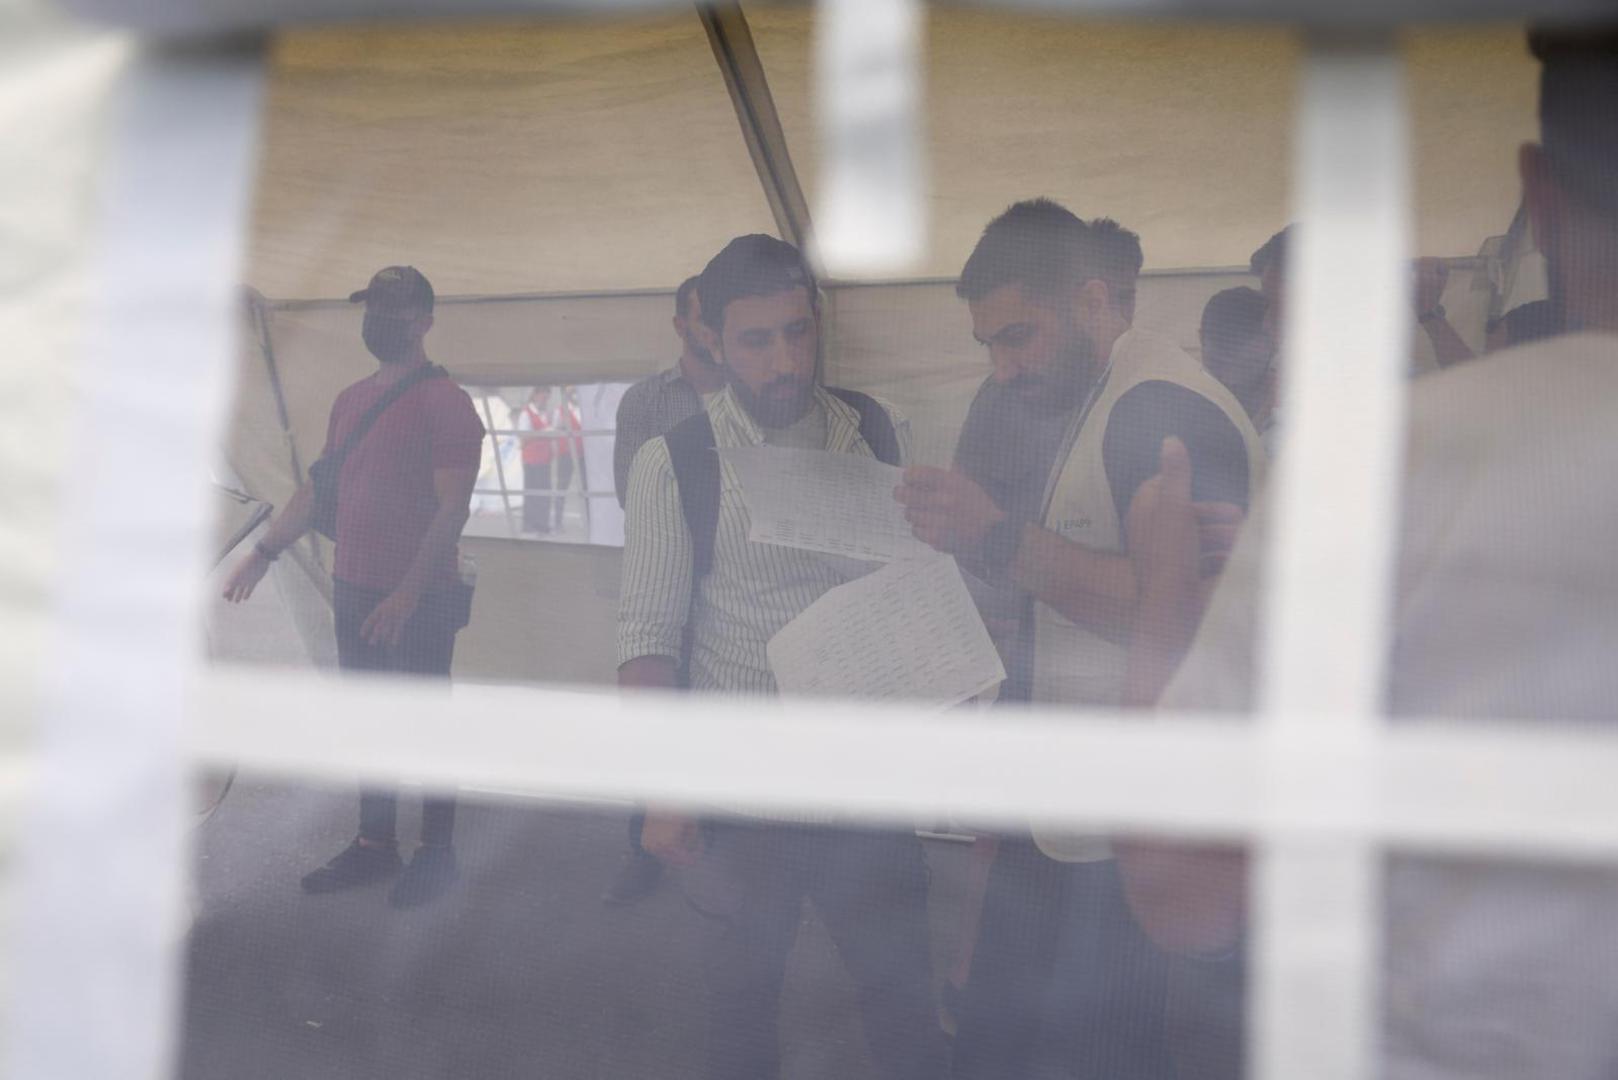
1032;328;1265;862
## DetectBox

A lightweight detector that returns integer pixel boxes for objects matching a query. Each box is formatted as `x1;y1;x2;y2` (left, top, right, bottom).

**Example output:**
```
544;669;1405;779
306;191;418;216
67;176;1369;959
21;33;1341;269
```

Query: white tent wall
206;11;1539;693
224;257;1494;687
241;12;1539;299
223;292;685;683
247;15;781;300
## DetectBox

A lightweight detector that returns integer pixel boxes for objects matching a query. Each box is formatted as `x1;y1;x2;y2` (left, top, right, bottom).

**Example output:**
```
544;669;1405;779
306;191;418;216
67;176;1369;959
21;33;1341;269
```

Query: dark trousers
333;579;461;847
523;460;551;533
952;836;1174;1080
553;454;573;528
687;822;946;1080
627;806;648;855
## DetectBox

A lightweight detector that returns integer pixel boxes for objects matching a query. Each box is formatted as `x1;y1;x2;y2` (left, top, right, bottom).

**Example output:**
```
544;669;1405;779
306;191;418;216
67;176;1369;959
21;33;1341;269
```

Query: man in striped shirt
617;234;946;1080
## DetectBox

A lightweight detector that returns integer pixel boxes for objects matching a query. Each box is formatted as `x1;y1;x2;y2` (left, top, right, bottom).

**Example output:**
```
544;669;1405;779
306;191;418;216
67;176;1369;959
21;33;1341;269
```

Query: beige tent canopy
224;5;1541;686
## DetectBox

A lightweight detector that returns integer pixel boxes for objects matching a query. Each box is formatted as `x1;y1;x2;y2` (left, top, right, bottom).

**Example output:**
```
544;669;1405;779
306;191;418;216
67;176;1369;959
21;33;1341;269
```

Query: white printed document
768;556;1005;706
717;445;934;563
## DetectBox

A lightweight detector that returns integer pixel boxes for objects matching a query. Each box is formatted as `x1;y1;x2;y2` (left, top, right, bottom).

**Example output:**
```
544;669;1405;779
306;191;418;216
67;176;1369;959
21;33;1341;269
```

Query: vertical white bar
813;0;925;276
6;45;264;1079
1254;33;1410;1080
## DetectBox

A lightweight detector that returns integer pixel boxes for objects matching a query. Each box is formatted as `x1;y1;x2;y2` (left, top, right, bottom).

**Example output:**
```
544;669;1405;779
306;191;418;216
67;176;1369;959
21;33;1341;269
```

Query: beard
1006;328;1098;414
727;368;814;429
682;330;717;368
362;312;417;364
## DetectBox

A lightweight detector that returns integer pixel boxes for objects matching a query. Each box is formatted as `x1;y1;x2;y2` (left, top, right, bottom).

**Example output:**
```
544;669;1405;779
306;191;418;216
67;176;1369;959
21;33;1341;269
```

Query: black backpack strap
330;364;448;471
826;387;901;466
664;409;721;584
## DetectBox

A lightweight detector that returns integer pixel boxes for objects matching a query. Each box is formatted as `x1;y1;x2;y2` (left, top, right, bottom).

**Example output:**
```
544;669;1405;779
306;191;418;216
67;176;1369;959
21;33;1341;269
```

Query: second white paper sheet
717;445;934;562
768;556;1005;706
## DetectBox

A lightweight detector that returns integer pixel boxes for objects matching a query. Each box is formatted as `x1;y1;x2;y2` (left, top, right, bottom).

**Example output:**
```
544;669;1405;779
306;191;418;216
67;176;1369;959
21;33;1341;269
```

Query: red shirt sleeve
427;384;487;469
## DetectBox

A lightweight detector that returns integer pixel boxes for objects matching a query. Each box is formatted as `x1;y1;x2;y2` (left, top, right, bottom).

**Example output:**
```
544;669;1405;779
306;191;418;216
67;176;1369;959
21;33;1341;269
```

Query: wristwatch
981;514;1025;572
253;540;281;562
1419;303;1447;324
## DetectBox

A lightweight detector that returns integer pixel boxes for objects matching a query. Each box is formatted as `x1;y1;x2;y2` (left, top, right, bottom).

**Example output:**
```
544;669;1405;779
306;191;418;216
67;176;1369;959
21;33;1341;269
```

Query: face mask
362;310;417;364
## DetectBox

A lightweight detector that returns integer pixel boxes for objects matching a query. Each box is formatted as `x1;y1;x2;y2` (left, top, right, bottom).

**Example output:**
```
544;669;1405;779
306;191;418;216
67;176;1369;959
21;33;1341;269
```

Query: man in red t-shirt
223;265;485;909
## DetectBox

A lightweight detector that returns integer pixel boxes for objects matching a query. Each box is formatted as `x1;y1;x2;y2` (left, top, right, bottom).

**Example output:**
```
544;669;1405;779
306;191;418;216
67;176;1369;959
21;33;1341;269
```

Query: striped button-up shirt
617;384;910;696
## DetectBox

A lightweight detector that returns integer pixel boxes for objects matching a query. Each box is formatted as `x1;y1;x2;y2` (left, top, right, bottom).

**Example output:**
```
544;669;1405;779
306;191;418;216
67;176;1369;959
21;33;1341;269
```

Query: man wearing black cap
223;265;485;909
617;235;946;1080
1119;26;1618;1078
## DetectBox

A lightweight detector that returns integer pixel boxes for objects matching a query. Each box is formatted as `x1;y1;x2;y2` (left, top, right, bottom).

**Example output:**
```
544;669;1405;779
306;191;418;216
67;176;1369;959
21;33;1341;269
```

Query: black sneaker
387;844;459;909
602;851;664;906
301;839;402;894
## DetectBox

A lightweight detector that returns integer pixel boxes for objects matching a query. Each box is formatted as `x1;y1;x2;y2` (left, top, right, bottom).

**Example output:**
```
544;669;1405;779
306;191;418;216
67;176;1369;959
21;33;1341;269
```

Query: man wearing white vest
896;200;1264;1079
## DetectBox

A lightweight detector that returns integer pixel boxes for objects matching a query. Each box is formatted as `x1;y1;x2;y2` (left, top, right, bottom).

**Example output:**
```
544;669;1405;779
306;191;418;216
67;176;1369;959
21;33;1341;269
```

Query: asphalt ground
180;778;971;1080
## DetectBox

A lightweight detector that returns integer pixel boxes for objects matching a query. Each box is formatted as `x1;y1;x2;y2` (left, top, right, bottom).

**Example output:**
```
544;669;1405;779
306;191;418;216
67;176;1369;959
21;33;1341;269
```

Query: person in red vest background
521;388;582;534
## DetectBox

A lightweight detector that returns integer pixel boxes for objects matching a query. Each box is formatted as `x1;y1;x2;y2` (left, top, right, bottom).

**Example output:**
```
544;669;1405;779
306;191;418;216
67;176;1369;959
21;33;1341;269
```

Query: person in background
898;199;1262;1080
613;277;726;509
1485;297;1562;353
550;386;583;532
1198;286;1277;439
1117;26;1618;1079
601;275;725;906
619;234;943;1080
520;388;557;534
222;265;484;909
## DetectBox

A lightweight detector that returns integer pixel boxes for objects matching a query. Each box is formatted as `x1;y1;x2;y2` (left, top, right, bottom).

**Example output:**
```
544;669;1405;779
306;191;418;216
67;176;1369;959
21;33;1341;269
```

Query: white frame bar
188;672;1618;861
9;42;264;1080
1254;33;1411;1080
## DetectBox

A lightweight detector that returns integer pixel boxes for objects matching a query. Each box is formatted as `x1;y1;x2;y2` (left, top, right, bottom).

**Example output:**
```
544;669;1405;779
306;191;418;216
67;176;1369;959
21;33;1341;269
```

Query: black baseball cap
348;265;435;312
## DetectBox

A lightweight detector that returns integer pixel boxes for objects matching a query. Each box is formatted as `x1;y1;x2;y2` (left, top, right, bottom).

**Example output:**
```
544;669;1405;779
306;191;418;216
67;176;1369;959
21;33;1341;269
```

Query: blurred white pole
1255;32;1411;1080
814;0;926;276
6;41;264;1079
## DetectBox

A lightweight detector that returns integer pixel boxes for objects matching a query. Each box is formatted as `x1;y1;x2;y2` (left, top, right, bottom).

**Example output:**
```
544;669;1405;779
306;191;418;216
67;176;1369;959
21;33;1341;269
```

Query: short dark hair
698;234;816;333
1200;286;1269;358
675;275;702;320
1487;298;1562;347
957;198;1097;302
1090;218;1144;284
1090;217;1144;319
1531;26;1618;219
1250;227;1291;278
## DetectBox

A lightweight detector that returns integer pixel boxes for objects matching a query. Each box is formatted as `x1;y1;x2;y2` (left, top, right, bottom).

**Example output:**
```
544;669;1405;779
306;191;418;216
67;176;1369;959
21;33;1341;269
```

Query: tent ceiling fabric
248;14;778;298
1407;27;1540;258
756;10;1538;273
248;10;1536;300
53;0;1618;35
752;6;1300;275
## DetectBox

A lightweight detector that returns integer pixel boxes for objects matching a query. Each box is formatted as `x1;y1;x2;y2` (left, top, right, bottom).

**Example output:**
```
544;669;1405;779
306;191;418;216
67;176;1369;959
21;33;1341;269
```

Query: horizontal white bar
472;488;620;498
192;667;1618;861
